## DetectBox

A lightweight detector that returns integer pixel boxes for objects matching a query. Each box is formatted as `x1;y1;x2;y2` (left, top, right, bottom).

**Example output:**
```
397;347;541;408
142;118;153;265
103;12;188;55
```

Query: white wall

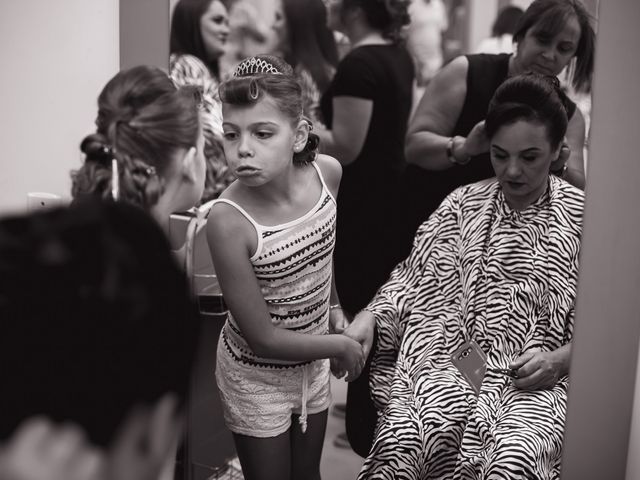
0;0;119;215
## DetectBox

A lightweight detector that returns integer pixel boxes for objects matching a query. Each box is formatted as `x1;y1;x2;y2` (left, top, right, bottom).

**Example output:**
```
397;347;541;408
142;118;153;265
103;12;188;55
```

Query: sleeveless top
213;162;337;368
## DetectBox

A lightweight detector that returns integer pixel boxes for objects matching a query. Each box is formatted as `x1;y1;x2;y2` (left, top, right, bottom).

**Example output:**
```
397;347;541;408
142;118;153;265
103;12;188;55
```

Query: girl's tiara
234;56;283;77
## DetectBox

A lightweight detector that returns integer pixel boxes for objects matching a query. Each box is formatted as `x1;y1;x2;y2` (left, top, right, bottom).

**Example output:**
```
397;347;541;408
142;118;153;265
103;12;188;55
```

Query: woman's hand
343;310;376;360
509;347;569;391
462;121;490;158
550;142;571;174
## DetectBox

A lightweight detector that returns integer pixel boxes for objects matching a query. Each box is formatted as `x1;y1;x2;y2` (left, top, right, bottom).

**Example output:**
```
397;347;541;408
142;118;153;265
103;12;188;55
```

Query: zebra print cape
360;176;584;479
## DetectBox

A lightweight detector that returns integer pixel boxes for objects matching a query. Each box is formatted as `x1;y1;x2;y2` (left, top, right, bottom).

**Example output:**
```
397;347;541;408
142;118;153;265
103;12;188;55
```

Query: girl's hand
329;307;349;334
463;121;490;158
509;348;566;391
335;336;365;382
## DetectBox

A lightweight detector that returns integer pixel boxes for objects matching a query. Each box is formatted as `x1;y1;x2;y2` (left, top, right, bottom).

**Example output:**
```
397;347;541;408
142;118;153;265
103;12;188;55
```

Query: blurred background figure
170;0;236;202
474;5;524;54
0;200;199;480
406;0;448;86
279;0;339;127
316;0;414;457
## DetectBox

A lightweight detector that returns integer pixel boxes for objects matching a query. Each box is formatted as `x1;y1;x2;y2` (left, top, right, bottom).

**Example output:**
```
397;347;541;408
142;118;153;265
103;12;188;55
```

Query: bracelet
446;136;471;166
329;303;342;311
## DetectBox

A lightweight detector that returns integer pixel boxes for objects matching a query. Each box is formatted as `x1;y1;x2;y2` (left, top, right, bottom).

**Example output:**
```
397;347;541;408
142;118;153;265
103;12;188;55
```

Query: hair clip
234;57;283;77
111;159;120;201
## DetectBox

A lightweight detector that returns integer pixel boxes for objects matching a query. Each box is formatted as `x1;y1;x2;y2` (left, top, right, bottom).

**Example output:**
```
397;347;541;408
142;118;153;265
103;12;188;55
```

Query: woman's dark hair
342;0;411;42
492;5;524;37
71;66;201;209
0;200;198;446
282;0;339;93
513;0;595;93
219;55;319;165
170;0;228;79
485;73;570;150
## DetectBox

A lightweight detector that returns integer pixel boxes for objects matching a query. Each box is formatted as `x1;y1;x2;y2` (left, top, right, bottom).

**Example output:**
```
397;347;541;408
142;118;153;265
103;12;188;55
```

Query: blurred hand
463;121;490;158
0;417;103;480
510;348;565;391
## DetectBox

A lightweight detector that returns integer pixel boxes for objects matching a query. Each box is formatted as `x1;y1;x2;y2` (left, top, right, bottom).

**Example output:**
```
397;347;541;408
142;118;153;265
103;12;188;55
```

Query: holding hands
329;308;376;382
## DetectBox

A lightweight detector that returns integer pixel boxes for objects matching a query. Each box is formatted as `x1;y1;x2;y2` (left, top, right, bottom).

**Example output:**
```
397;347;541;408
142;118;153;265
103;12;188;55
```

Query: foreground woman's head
485;73;570;209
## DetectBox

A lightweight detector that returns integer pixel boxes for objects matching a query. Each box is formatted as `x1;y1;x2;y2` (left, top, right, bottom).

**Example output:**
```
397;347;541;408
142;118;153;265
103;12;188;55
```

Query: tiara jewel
234;57;283;77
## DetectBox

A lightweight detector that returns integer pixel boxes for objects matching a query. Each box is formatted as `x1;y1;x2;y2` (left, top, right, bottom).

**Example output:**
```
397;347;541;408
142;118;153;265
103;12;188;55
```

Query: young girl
207;55;364;480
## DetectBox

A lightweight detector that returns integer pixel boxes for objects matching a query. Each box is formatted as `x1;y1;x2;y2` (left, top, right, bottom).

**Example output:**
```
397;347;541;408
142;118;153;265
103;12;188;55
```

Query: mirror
164;1;601;479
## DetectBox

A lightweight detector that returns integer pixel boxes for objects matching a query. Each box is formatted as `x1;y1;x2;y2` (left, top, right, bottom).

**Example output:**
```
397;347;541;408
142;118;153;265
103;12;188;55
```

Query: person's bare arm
315;97;373;165
405;56;469;170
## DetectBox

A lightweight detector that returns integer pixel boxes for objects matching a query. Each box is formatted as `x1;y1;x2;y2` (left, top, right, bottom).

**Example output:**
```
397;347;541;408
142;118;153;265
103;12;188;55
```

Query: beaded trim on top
234;57;283;77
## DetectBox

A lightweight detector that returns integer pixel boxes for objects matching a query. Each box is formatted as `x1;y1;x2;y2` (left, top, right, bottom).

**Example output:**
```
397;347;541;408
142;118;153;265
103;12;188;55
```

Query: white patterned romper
214;162;336;438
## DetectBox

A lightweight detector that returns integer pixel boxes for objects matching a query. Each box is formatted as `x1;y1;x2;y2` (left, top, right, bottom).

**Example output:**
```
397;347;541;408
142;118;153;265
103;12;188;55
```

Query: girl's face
490;119;558;210
222;96;306;187
515;14;581;76
200;0;230;60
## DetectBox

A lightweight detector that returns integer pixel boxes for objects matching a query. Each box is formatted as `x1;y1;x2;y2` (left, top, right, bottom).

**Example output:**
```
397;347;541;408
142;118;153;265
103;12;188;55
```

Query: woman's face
490;119;559;210
516;14;581;76
272;0;289;55
200;0;230;60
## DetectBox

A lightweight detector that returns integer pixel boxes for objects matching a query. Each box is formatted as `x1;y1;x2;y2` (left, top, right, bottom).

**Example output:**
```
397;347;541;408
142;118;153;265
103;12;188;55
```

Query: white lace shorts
215;339;332;438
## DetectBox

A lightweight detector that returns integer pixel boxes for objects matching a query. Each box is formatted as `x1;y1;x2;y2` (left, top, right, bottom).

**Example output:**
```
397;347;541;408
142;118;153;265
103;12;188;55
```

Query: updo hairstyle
72;66;201;209
485;73;571;150
219;55;319;165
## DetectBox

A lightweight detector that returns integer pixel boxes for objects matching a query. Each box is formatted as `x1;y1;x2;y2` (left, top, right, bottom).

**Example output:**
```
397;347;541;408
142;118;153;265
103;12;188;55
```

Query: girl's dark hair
342;0;411;43
282;0;339;93
492;6;524;37
170;0;227;79
71;65;200;209
513;0;595;93
219;55;319;165
485;73;570;150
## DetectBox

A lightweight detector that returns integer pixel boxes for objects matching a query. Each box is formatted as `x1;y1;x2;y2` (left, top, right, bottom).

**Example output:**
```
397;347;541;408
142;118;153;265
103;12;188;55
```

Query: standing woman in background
315;0;414;457
277;0;339;126
170;0;236;201
398;0;595;261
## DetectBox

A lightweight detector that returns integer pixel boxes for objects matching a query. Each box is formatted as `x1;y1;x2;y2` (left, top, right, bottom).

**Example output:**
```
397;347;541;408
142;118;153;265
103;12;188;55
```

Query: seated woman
344;73;585;479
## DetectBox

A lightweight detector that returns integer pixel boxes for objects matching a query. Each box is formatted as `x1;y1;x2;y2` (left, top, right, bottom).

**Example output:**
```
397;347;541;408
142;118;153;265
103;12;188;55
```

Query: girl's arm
404;56;471;170
206;203;363;368
314;97;373;165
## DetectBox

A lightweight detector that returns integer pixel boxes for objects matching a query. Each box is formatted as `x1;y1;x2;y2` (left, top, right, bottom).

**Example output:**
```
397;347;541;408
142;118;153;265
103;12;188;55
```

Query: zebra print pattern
359;176;584;479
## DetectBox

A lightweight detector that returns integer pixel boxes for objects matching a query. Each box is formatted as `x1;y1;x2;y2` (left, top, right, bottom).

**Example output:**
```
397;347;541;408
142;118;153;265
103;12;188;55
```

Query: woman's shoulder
170;53;211;79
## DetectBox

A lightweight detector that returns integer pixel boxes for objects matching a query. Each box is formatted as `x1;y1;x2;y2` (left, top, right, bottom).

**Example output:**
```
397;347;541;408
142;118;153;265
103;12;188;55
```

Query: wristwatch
446;136;471;165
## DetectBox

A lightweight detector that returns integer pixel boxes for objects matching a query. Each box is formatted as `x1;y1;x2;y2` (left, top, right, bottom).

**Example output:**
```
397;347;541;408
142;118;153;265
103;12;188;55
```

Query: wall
0;0;119;215
560;0;640;479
